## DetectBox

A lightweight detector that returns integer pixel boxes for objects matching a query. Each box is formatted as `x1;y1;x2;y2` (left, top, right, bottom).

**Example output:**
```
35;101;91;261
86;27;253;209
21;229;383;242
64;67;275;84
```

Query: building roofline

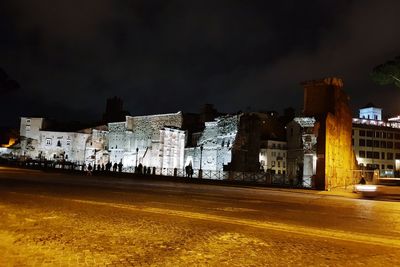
126;111;182;120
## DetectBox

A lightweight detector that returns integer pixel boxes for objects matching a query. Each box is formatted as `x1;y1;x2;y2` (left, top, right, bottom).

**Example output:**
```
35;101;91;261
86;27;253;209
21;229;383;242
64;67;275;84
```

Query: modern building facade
259;140;287;174
352;105;400;176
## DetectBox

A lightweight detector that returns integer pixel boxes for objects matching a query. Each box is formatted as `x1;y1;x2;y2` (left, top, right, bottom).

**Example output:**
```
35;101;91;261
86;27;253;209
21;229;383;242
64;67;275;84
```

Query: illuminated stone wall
159;127;186;169
301;77;357;190
324;103;356;190
19;117;45;158
185;115;239;171
37;131;90;163
108;112;185;168
83;128;109;166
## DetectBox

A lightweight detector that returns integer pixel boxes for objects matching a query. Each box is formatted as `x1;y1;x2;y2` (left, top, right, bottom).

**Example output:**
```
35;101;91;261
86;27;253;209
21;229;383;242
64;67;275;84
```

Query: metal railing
1;158;298;186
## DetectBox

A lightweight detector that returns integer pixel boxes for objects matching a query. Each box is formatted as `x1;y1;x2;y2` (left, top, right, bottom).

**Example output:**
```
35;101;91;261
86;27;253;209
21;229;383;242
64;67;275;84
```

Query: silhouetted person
101;163;105;171
118;161;123;172
87;164;93;176
106;161;112;171
113;162;117;172
138;163;143;174
185;165;190;177
189;166;193;178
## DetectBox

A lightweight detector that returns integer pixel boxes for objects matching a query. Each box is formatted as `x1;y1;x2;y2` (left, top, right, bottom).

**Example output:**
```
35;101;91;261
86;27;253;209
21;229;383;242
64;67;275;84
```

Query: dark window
352;130;354;136
387;152;394;160
359;151;365;158
352;138;354;146
375;132;381;138
359;130;366;136
366;131;373;137
387;142;393;148
395;142;400;149
366;140;373;147
395;134;400;140
396;153;400;160
373;140;380;147
380;141;386;148
382;164;385;169
387;165;394;169
381;152;385;159
388;133;394;139
366;151;373;158
383;132;387;138
359;139;365;146
373;152;380;159
57;140;61;147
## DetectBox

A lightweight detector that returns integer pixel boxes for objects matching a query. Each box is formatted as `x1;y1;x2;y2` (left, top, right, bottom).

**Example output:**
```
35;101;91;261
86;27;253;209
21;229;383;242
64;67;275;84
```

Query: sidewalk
1;164;362;199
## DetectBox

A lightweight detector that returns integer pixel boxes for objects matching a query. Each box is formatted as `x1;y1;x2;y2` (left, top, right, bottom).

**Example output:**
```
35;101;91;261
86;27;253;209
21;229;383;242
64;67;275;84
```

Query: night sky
1;0;400;127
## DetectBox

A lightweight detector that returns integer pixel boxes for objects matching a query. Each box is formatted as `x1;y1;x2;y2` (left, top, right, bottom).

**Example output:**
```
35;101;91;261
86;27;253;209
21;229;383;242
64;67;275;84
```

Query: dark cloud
0;0;399;127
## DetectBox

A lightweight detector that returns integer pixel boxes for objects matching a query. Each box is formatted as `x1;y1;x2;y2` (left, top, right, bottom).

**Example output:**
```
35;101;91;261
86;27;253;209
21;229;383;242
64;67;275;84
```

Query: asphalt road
1;166;400;266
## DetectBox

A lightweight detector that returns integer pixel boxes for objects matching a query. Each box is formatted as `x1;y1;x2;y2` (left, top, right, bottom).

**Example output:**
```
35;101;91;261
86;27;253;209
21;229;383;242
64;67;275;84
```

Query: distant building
15;108;272;176
359;103;382;121
352;105;400;176
259;140;287;174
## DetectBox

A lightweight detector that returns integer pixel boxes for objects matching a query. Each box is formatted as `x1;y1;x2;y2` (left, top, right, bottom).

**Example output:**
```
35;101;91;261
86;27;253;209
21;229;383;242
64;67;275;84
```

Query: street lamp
199;144;203;178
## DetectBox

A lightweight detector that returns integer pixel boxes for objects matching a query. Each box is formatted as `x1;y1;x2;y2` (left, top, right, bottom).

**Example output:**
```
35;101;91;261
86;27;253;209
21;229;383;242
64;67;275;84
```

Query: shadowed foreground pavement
1;166;400;266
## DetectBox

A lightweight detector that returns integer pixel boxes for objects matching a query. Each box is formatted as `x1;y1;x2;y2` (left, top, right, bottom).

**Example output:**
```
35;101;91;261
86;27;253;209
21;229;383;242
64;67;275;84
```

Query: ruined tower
301;77;356;190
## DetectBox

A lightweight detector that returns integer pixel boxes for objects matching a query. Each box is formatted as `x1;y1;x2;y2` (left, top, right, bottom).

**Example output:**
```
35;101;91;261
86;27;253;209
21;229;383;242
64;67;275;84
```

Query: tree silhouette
370;56;400;88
